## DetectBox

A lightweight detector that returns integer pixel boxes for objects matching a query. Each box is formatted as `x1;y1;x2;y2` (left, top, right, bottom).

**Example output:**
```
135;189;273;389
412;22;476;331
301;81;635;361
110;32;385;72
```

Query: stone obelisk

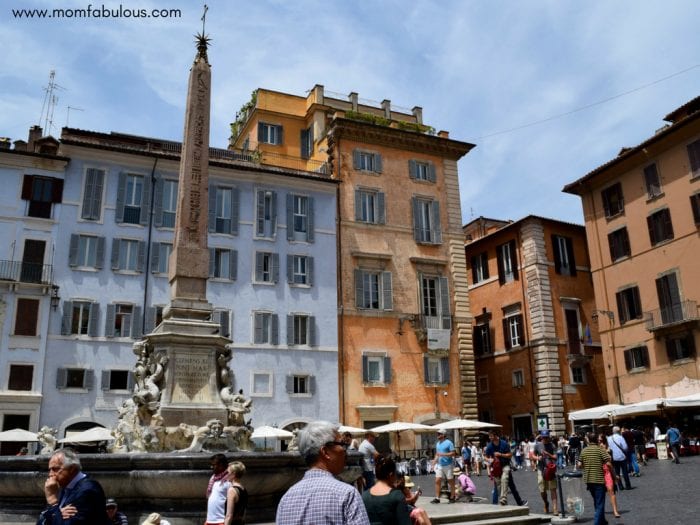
137;33;236;429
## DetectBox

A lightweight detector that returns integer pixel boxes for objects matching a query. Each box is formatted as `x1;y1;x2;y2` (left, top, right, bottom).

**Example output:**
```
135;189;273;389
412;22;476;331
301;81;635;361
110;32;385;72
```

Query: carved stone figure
36;426;57;455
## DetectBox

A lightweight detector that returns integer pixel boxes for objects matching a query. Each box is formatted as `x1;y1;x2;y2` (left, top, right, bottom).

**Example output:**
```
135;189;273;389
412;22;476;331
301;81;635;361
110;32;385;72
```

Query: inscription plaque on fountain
169;351;216;405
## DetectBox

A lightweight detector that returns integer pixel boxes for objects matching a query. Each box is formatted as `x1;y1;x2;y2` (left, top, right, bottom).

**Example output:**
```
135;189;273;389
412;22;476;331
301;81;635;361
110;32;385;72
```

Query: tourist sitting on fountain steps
106;498;128;525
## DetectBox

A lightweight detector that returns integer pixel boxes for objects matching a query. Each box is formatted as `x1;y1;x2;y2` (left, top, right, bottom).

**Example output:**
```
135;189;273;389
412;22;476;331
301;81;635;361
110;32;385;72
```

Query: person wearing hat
454;467;476;502
430;428;457;504
533;430;558;514
141;512;171;525
106;498;128;525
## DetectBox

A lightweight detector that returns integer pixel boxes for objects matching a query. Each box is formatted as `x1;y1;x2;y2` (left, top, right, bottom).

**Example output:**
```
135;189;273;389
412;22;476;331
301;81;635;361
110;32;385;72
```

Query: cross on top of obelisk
196;4;211;62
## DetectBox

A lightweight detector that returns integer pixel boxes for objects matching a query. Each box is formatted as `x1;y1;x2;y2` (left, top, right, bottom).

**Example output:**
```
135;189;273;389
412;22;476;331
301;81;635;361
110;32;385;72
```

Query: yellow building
563;96;700;406
230;86;475;452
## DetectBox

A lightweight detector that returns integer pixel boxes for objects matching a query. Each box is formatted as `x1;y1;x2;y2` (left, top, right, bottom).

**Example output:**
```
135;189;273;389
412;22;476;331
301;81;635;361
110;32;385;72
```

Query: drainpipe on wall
334;133;346;423
142;156;158;332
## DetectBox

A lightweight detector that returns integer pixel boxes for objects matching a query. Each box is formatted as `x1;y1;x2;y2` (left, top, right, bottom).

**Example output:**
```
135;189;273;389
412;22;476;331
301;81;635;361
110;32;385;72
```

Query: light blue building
0;126;339;446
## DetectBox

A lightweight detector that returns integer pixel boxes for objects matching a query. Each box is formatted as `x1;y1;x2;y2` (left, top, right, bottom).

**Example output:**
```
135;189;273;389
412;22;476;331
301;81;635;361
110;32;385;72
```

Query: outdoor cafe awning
569;393;700;421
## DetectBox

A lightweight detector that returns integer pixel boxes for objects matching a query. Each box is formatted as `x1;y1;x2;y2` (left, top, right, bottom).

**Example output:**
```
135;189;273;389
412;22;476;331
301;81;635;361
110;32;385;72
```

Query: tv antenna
66;106;84;127
39;70;65;135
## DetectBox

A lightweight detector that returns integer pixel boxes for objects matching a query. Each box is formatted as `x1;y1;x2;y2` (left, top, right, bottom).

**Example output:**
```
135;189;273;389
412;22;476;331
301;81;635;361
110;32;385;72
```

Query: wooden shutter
440;357;450;384
286;193;294;241
271;314;279;345
209;248;216;277
497;245;506;285
354;269;363;308
270;191;277;236
231;187;240;235
286;314;294;345
408;160;417;179
115;172;127;223
439;276;451;329
300;128;311;158
377;192;386;224
691;194;700;224
552;235;562;274
68;234;79;266
145;306;156;334
423;356;430;383
139;175;151;226
105;304;116;337
21;175;34;200
256;191;265;236
307;257;314;286
503;318;511;350
101;370;111;391
277;125;284;145
51;178;64;203
382;271;393;311
285;375;293;394
308;316;316;346
473;324;483;355
61;301;73;335
131;306;143;338
257;122;264;142
229;250;237;281
362;355;369;382
208;184;217;232
253;313;263;344
95;237;105;269
150;243;160;273
111;239;120;270
412;198;422;241
431;200;441;243
308;375;316;395
137;241;146;272
509;240;519;280
353;149;361;170
306;198;314;242
56;368;67;389
15;298;38;336
84;369;95;390
255;252;264;281
354;190;362;221
286;255;294;283
374;153;382;173
219;310;230;338
616;291;628;324
428;162;437;183
687;140;700;174
88;303;100;337
153;176;164;227
384;357;392;384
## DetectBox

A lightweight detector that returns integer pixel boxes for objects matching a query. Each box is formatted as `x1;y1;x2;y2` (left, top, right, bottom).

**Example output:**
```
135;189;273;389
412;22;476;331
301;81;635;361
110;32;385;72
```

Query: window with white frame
215;186;232;233
252;372;273;396
258;122;283;145
470;252;489;284
210;248;237;280
105;303;142;339
512;369;524;388
420;275;451;329
502;304;524;350
8;364;33;391
253;312;278;345
111;239;145;272
255;251;279;283
355;189;385;224
412;197;442;244
353;149;382;173
255;190;277;238
120;173;144;224
355;269;393;311
161;179;178;228
409;159;436;182
287;314;315;346
69;234;105;269
362;354;391;385
571;365;586;384
69;301;98;335
497;240;518;284
423;355;449;385
287;254;313;286
81;168;104;220
287;374;315;395
289;194;310;240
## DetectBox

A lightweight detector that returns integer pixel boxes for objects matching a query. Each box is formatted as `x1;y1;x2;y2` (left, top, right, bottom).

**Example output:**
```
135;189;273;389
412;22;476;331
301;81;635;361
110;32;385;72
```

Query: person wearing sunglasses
276;421;370;525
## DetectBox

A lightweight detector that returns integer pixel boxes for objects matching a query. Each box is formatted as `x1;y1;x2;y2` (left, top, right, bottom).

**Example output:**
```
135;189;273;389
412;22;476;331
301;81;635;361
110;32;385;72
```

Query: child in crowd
455;467;476;502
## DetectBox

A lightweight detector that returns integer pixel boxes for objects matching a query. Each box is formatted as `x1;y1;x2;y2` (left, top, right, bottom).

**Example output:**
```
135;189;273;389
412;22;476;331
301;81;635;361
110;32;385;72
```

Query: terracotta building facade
564;96;700;405
230;86;476;452
464;216;607;437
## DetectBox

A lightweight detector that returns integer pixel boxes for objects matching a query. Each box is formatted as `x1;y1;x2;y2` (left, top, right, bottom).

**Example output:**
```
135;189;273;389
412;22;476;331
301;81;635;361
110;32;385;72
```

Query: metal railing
644;300;699;331
416;315;452;331
0;260;53;284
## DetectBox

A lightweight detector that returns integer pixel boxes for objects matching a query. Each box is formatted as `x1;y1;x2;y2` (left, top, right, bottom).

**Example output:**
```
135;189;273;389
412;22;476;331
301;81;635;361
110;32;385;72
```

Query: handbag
543;460;557;481
491;457;503;477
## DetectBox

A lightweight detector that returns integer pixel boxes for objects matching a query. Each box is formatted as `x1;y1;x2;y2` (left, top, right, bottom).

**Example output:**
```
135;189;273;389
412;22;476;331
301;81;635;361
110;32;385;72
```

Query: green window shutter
353;149;361;170
88;303;100;337
428;162;436;183
68;234;79;267
374;153;382;173
431;201;442;244
277;125;284;145
115;172;127;223
61;301;73;335
257;122;264;142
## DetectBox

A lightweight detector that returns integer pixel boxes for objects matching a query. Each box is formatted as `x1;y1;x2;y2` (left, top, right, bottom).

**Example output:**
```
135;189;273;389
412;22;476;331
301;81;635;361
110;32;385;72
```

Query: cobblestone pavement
409;454;698;524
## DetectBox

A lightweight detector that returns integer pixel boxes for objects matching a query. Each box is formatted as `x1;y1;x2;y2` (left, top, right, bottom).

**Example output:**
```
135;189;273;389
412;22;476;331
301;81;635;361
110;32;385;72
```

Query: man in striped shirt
276;421;370;525
578;433;612;525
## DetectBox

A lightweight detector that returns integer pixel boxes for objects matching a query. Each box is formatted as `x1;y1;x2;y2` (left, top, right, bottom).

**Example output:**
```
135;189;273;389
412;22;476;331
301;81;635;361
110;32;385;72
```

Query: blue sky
2;0;699;225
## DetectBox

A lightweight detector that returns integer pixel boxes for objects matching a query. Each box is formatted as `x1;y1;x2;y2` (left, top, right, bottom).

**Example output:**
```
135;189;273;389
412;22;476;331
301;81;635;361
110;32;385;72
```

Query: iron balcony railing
0;260;53;285
416;314;452;331
644;300;699;331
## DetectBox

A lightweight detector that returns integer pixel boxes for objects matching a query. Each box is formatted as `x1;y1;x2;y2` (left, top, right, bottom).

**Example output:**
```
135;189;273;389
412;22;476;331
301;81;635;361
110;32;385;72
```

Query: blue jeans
627;450;640;474
587;483;607;525
362;470;375;490
557;451;565;468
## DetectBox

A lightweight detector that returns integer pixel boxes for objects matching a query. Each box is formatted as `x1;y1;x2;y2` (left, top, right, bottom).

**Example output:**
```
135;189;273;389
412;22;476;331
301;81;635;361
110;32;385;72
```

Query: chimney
28;125;43;152
13;139;27;151
412;106;423;125
348;92;358;112
381;99;391;120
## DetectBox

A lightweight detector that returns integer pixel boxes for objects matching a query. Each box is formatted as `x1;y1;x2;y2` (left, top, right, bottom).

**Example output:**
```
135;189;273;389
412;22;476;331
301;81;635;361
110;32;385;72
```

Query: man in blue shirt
666;423;682;464
485;430;513;505
431;428;457;503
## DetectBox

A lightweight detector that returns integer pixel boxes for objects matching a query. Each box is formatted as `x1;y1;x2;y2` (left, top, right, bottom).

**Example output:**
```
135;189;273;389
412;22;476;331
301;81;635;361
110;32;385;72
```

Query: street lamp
50;285;60;311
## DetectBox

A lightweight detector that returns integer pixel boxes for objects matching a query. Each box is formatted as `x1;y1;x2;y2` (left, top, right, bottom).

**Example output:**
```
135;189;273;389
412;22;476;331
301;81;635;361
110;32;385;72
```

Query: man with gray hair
37;448;109;524
276;420;370;525
607;426;632;491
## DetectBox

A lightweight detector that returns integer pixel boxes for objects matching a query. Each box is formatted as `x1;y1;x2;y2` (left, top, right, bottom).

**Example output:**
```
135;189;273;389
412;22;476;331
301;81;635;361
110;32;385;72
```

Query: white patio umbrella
59;426;114;443
338;425;369;435
369;422;434;454
613;398;666;417
568;403;624;421
251;425;294;449
431;419;502;431
0;428;39;442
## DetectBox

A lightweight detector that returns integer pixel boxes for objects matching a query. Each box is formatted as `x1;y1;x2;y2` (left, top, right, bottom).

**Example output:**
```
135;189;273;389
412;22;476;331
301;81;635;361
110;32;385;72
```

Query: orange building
230;86;476;452
564;96;700;406
464;216;607;437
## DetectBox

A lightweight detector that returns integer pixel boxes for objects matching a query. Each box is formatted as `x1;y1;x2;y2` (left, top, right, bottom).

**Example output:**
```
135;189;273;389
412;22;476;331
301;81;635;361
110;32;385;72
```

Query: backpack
490;457;503;477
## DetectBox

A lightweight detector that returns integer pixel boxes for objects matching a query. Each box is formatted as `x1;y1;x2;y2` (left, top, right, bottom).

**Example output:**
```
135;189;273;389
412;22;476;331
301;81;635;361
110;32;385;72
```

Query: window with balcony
470;252;489;284
353;149;382;173
69;234;105;269
420;275;451;329
497;240;518;284
424;356;449;384
409;160;436;182
81;168;104;220
643;163;662;198
616;286;642;325
20;239;47;283
101;369;132;391
22;175;63;219
355;269;393;311
105;303;142;338
116;173;148;225
601;182;624;218
287;314;316;346
362;354;392;385
158;179;178;228
111;238;145;272
665;333;696;362
287;255;313;286
655;272;683;325
355;189;386;224
688;138;700;178
287;374;315;395
258;122;283;145
56;368;94;389
8;364;33;391
209;185;239;235
61;300;99;336
287;194;314;242
608;227;631;262
552;235;576;276
647;208;674;245
14;298;39;336
253;312;279;345
210;248;237;281
623;345;649;371
690;193;700;225
412;197;442;244
255;189;277;238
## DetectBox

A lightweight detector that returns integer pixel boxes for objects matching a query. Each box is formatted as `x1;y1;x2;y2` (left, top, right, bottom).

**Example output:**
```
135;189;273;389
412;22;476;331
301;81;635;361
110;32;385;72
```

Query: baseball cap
539;429;550;437
404;476;415;488
105;498;117;508
436;428;447;435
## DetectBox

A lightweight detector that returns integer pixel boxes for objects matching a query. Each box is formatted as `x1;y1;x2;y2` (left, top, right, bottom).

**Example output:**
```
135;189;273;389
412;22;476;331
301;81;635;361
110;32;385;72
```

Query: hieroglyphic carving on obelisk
167;33;212;319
